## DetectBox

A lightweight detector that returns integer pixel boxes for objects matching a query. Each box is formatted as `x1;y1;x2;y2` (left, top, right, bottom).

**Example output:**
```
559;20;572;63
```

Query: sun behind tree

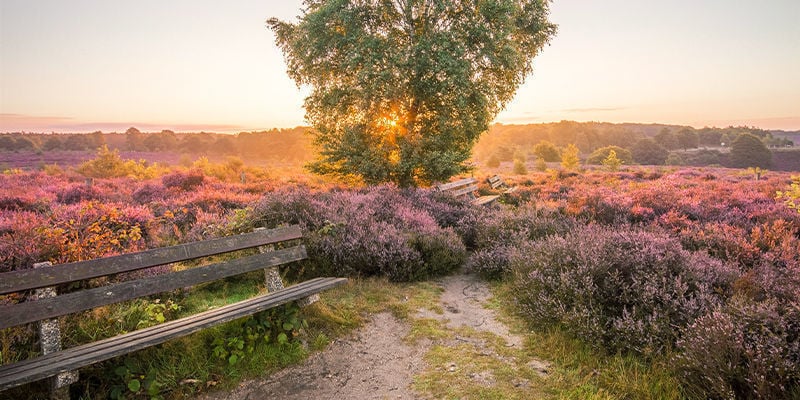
269;1;556;187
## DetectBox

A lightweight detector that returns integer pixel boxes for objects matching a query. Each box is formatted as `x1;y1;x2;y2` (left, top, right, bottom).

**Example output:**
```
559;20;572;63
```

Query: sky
1;0;799;133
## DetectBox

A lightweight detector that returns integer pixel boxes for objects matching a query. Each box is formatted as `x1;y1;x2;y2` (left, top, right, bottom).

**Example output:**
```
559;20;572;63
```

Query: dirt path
203;274;528;399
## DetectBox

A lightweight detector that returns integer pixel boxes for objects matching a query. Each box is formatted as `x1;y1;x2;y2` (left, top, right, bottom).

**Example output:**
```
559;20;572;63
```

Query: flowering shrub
241;185;466;281
512;224;732;357
42;201;151;264
161;170;204;191
466;204;576;278
675;299;800;399
55;183;101;204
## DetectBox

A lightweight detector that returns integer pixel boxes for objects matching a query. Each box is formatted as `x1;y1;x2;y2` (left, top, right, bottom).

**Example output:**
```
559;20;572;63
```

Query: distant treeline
473;121;796;169
1;122;797;169
0;127;316;165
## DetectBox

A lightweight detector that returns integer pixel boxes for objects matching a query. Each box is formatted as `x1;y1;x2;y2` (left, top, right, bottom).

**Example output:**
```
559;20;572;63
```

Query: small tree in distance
269;1;556;187
533;140;561;162
561;144;580;170
513;159;527;175
602;149;622;172
632;138;669;165
730;133;772;169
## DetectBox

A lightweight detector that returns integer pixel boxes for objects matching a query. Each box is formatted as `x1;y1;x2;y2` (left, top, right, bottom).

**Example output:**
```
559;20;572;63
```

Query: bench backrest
0;225;306;330
434;177;478;198
488;175;505;190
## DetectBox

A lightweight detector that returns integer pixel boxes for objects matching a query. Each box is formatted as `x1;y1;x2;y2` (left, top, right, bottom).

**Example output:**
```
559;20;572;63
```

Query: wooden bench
0;225;346;397
434;177;499;206
487;175;518;194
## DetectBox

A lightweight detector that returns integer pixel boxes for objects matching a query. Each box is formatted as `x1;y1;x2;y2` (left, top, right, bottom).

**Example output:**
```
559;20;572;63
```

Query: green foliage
111;358;163;400
512;159;527;175
269;1;556;186
534;157;547;172
560;144;580;170
777;175;800;213
675;128;699;150
601;149;622;172
730;133;772;168
136;299;180;329
586;145;632;165
532;140;561;162
654;128;679;150
665;153;683;166
631;138;669;165
212;304;307;366
76;145;162;179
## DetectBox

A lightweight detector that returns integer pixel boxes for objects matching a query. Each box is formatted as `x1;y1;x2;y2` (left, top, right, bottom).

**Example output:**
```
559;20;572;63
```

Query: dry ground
200;273;547;399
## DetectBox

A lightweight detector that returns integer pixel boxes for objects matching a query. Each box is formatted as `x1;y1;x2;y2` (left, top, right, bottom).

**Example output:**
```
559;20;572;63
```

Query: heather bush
132;182;166;204
161;170;205;191
241;185;466;281
466;204;576;278
0;211;52;272
512;224;731;356
55;183;100;204
675;299;800;399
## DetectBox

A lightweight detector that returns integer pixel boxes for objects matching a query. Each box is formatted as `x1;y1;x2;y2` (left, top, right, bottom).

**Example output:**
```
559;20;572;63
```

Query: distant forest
1;122;798;170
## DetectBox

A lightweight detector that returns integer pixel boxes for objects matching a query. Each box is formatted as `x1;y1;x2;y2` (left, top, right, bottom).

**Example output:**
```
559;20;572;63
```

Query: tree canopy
730;133;772;168
269;0;556;186
631;138;669;165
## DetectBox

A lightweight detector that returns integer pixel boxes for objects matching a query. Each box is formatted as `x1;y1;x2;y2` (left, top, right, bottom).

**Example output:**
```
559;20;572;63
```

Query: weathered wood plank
0;277;348;391
434;177;476;192
0;226;303;295
472;195;500;206
451;184;479;198
0;246;308;330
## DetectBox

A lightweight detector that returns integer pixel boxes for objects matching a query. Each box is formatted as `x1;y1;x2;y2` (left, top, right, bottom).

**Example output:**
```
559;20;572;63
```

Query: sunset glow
1;0;799;132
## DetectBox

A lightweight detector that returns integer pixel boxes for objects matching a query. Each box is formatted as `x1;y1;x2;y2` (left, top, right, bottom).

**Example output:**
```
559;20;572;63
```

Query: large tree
269;0;556;186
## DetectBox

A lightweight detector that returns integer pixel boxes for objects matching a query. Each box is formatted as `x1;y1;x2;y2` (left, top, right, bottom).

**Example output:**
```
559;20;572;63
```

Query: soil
201;274;530;399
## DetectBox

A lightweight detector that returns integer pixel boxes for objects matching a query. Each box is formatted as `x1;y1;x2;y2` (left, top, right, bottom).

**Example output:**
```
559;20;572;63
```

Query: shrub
56;183;100;204
512;159;527;175
161;171;205;191
560;144;580;170
586;146;633;165
532;140;561;162
243;185;467;281
512;225;730;356
675;299;800;399
467;205;576;278
132;182;166;204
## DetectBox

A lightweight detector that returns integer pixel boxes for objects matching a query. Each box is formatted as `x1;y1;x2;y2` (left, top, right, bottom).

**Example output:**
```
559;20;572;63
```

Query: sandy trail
202;273;523;399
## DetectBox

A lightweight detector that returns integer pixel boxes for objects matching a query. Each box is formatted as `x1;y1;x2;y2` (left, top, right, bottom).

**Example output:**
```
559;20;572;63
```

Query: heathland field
1;149;798;399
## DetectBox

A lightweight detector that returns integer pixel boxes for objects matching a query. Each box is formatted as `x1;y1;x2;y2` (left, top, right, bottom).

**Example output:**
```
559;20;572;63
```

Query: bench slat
0;226;303;295
434;177;476;192
451;184;479;198
0;245;308;330
0;277;348;391
472;195;500;206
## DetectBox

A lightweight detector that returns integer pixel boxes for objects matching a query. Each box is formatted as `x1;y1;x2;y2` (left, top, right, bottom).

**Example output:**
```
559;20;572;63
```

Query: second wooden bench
434;177;499;206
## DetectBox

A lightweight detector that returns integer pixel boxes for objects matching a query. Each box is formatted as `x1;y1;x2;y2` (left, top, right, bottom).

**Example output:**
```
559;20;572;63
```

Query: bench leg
256;229;318;306
32;262;79;399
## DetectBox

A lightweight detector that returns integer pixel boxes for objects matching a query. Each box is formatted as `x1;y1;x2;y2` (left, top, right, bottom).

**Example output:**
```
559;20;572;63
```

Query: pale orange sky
1;0;799;133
